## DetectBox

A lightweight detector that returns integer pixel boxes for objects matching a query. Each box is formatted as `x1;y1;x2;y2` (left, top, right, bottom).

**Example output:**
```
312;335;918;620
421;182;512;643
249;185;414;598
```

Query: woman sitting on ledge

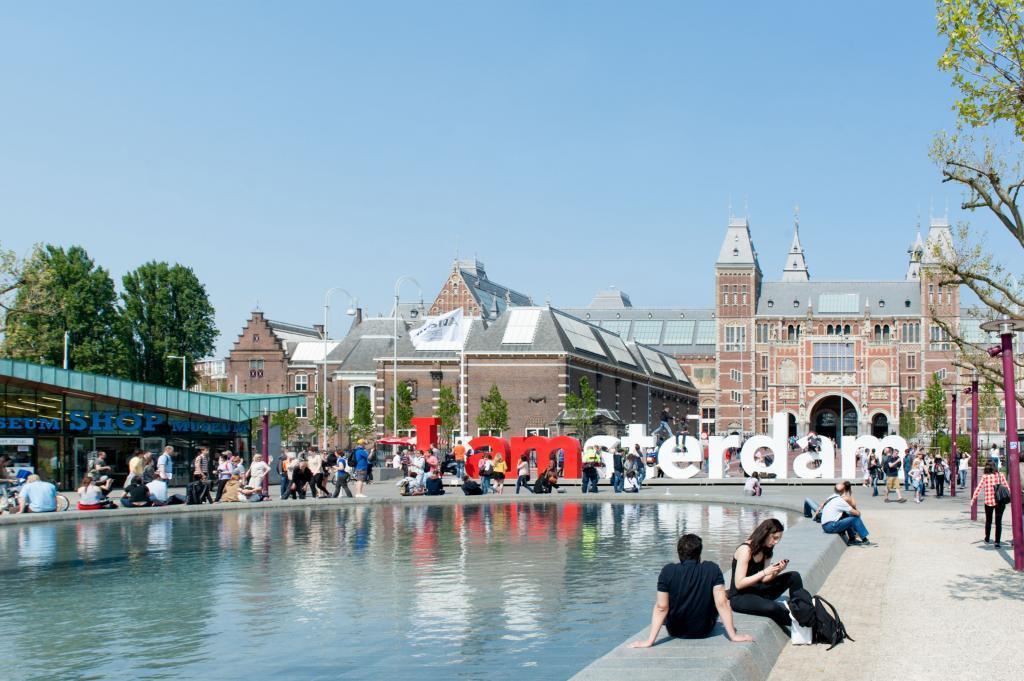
77;475;114;511
727;518;803;630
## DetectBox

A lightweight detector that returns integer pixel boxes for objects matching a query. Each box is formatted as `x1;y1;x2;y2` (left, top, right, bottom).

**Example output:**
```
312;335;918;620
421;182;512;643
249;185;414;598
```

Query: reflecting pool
1;502;795;680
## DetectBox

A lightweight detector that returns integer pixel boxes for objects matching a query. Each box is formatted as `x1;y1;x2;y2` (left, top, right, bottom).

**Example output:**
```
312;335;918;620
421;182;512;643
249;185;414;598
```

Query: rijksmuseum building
222;216;1020;448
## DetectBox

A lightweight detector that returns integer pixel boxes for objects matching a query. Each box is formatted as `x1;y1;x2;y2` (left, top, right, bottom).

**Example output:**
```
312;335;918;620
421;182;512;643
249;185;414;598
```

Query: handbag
994;481;1011;505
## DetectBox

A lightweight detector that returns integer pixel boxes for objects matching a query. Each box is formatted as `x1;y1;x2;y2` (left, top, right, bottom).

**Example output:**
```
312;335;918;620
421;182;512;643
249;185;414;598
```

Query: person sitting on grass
630;534;754;647
461;475;483;495
424;469;446;496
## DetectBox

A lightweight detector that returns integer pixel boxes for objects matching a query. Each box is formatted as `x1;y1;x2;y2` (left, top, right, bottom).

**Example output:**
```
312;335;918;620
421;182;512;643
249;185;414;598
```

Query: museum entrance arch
871;412;890;438
809;395;858;446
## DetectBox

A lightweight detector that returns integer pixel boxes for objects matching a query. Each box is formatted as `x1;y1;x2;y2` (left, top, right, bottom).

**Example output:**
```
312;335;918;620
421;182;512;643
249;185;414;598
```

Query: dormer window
878;300;886;308
767;300;774;308
793;300;799;308
733;248;739;256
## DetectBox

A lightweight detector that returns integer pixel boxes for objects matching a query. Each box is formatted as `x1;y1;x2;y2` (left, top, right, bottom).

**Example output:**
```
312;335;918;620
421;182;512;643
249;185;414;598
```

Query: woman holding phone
727;518;804;629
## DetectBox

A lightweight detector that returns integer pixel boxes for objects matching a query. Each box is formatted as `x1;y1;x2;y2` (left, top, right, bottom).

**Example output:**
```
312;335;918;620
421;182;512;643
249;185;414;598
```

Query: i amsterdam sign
0;411;247;435
408;413;910;481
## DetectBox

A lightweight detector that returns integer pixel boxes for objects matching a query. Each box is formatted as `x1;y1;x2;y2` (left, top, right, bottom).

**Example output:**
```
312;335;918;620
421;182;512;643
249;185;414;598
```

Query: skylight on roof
600;320;631;338
663;320;695;344
694;320;717;344
555;313;606;358
817;293;859;314
501;309;542;344
639;347;672;378
632;320;663;344
598;328;637;367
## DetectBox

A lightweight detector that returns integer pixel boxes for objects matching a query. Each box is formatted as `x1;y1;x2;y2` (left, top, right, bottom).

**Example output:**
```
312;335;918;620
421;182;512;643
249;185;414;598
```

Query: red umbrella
377;436;416;446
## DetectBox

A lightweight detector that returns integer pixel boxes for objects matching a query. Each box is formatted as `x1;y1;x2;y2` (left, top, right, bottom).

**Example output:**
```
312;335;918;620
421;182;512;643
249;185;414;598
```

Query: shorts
886;476;899;491
354;471;368;482
492;472;506;481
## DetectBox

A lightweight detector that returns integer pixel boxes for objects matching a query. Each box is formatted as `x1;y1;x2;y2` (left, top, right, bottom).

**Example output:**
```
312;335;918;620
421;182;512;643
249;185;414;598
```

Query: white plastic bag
789;604;813;645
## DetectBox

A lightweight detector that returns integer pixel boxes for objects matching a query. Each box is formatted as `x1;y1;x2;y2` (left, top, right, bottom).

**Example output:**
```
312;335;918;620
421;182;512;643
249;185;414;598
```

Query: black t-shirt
884;454;901;476
657;560;725;638
126;482;150;504
425;476;445;495
292;468;313;487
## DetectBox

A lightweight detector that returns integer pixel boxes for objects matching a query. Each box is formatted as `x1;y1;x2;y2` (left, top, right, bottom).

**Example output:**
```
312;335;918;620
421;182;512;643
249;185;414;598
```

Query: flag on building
410;308;467;350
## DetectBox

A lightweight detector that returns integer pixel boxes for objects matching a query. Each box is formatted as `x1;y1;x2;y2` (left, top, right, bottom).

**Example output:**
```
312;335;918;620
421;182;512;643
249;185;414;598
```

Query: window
663;320;695;344
701;407;716;435
844;324;851;335
724;325;746;351
294;374;308;392
812;342;854;373
694;321;717;345
930;325;951;350
759;418;768;434
295;399;308;419
928;284;934;302
632;320;664;344
249;359;264;369
787;324;795;340
525;428;550;437
760;354;768;371
907;398;917;412
966;405;973;425
756;323;771;343
883;325;890;342
935;369;947;381
253;333;260;342
761;376;768;390
478;428;503;437
761;398;769;412
731;390;742;403
730;369;741;383
907;354;916;370
907;375;917;390
1000;406;1006;432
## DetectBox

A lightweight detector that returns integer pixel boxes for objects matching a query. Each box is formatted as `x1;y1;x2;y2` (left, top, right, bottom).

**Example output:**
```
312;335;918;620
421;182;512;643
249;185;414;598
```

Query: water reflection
1;502;793;680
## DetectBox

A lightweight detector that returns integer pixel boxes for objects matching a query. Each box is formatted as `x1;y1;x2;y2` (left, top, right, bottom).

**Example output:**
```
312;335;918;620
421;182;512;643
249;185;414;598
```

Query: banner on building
410;308;467;350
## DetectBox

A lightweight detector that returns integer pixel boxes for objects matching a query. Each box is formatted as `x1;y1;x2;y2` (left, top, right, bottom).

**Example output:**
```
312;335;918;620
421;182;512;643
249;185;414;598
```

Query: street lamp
980;318;1024;571
964;373;980;520
393;276;422;447
166;354;187;391
323;287;357;451
950;385;958;497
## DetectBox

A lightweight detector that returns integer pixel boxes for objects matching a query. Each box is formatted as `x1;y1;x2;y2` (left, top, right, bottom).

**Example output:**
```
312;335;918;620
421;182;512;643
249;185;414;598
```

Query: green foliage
436;385;460;440
346;392;375;443
312;395;338;442
0;242;51;336
917;374;949;439
271;409;300;442
899;408;918;441
389;380;414;432
565;376;598;441
1;245;129;376
934;432;973;456
476;384;509;434
937;0;1024;137
979;381;1002;427
121;261;217;387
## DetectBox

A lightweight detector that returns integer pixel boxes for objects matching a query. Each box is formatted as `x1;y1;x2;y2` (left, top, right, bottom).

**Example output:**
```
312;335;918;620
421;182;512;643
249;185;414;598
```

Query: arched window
796;324;801;339
844;324;851;335
787;324;795;340
883;325;890;342
874;324;882;340
826;324;834;335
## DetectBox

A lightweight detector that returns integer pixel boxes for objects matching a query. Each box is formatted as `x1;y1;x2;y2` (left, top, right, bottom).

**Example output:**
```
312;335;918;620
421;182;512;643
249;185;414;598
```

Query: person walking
452;442;467;479
867;453;880;497
882;447;906;503
958;452;969;489
307;450;325;498
515;453;533;494
278;453;294;500
581;447;602;493
157;446;174;482
903;448;915;491
933;456;948;498
332;451;353;498
352;440;371;498
193;447;210;481
492;454;507;494
910;458;925;503
479;453;494;495
990;443;1001;471
971;462;1010;547
124;449;145;490
651;408;674;441
611;448;625;493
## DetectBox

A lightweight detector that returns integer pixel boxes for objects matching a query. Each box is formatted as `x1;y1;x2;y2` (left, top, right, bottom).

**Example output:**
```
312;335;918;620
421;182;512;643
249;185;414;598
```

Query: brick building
567;216;1024;445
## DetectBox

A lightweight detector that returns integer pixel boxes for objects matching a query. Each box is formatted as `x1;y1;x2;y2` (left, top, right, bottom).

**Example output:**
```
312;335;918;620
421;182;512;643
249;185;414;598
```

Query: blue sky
0;2;1009;356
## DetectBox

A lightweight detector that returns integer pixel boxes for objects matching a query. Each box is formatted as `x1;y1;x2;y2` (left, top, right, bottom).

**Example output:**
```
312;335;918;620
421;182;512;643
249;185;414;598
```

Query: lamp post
980;318;1024;571
950;389;957;497
261;407;270;496
323;287;357;452
392;276;422;446
964;374;979;520
167;354;187;390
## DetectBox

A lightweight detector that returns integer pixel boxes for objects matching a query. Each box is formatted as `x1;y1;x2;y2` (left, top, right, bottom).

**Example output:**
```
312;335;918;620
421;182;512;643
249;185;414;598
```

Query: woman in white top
77;475;109;510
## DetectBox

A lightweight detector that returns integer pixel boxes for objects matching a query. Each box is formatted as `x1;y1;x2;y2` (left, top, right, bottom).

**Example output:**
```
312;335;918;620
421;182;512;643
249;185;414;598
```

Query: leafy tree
1;245;129;376
930;0;1024;407
935;432;973;456
346;392;375;444
917;373;949;443
312;395;338;446
899;408;918;442
979;380;1001;432
565;376;598;441
476;384;509;434
0;242;51;336
435;385;460;443
271;409;300;443
388;380;414;433
121;261;217;387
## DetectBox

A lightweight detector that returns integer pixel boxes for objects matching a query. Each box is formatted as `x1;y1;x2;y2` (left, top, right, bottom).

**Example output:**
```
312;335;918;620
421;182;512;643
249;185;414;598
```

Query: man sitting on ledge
461;476;483;495
630;534;754;647
424;469;445;496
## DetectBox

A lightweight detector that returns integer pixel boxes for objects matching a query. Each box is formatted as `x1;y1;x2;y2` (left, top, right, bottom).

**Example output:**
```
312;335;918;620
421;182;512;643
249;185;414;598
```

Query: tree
930;0;1024;407
121;261;218;388
271;409;300;443
346;392;375;444
0;242;51;336
435;385;460;443
565;376;598;441
388;380;414;433
1;245;129;376
979;380;1002;442
899;407;918;442
312;395;338;446
917;373;949;443
477;384;509;434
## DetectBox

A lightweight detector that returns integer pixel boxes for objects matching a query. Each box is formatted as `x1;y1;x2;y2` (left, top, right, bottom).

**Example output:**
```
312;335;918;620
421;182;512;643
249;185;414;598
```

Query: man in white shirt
147;477;170;505
157;446;174;481
819;481;871;545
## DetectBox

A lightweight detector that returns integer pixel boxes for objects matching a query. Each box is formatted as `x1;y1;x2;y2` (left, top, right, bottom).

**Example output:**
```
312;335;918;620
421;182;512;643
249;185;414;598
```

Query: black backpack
788;589;852;650
347;451;357;468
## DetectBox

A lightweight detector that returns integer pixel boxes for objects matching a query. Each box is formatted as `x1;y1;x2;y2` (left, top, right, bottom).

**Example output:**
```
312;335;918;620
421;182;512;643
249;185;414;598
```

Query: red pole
261;412;271;497
970;378;979;521
997;330;1023;571
950;392;957;496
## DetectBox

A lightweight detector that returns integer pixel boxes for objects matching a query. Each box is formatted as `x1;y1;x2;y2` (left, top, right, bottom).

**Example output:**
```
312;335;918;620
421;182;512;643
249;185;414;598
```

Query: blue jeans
581;468;599;493
611;471;624;493
804;498;819;518
871;475;879;496
455;462;465;479
637;464;647;487
651;421;673;438
279;474;290;500
958;470;967;488
823;516;869;543
481;476;492;494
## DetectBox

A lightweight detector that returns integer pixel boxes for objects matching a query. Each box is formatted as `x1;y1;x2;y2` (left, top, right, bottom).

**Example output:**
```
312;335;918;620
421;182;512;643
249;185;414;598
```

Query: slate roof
561;306;717;356
458;262;532;317
755;281;922;317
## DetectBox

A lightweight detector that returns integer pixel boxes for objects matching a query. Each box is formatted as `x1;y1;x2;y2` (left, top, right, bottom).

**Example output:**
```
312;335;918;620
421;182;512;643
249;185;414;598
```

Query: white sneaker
355;493;367;498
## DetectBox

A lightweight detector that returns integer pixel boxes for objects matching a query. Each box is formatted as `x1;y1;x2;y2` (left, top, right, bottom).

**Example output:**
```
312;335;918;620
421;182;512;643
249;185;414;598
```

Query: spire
716;216;761;272
922;216;954;266
906;223;924;281
781;206;809;282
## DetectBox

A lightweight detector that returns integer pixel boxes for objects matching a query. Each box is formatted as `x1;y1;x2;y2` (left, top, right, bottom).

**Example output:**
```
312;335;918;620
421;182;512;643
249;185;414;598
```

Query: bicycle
1;482;71;513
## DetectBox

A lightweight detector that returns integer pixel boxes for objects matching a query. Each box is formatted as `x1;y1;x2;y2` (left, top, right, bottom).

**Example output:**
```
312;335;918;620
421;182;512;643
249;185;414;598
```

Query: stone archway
809;394;859;446
871;412;890;438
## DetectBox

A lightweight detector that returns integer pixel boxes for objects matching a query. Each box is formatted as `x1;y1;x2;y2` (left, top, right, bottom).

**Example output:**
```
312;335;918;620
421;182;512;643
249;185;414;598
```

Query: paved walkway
769;486;1024;681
